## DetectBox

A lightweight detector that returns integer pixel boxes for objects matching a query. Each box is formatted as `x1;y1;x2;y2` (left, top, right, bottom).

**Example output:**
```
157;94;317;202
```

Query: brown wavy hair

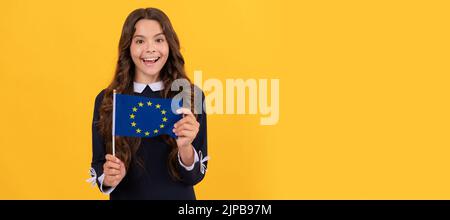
97;8;193;180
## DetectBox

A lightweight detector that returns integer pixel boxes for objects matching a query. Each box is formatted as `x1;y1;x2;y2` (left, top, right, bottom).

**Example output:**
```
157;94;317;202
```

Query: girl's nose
146;44;156;53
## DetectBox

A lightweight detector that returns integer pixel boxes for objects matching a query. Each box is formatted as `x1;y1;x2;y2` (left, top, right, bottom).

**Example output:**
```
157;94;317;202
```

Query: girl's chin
141;71;160;77
138;67;161;77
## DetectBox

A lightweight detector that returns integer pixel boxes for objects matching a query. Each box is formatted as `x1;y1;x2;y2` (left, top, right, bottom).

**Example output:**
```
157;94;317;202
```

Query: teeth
143;57;158;61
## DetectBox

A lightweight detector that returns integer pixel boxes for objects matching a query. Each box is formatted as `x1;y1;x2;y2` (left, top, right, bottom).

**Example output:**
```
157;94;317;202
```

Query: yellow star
162;117;167;122
132;107;138;112
129;114;135;119
161;110;166;115
147;101;152;106
153;129;159;134
160;124;165;128
131;122;136;127
144;131;150;136
138;102;144;107
156;104;161;109
136;128;141;133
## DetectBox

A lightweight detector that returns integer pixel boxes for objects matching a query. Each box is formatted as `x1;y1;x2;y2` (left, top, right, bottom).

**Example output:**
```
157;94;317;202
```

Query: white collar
133;81;164;93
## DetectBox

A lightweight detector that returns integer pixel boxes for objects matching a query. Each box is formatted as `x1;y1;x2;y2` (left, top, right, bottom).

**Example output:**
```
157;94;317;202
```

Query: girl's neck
134;72;160;84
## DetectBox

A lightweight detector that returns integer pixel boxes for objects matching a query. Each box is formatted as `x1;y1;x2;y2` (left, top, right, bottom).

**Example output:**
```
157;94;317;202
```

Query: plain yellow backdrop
1;0;449;199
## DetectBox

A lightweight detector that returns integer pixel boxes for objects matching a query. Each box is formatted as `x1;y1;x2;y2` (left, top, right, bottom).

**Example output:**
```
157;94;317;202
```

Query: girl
88;8;208;200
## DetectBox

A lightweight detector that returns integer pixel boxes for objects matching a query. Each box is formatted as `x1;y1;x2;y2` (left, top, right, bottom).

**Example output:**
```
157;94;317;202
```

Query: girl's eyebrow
133;33;165;39
133;35;146;39
153;33;164;38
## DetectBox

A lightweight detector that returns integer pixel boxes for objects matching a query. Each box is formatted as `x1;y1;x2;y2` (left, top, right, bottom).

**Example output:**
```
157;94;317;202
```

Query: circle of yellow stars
128;100;168;137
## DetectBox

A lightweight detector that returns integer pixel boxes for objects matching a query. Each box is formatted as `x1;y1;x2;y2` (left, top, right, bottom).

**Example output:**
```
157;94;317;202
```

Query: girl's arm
176;92;209;186
89;90;115;194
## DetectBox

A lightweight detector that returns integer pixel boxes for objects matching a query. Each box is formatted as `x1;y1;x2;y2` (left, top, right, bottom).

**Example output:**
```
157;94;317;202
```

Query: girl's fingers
173;120;200;136
175;117;199;129
173;115;199;137
175;108;197;124
174;117;195;127
106;154;121;163
104;161;121;170
184;113;196;121
104;160;126;187
104;156;127;187
173;123;197;133
104;168;120;176
175;130;195;138
176;108;193;116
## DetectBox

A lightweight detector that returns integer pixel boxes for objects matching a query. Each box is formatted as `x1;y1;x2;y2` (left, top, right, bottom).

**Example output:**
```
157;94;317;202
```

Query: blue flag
114;94;182;138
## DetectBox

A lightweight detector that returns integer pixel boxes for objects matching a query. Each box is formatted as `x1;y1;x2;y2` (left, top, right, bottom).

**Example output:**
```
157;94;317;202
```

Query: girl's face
130;19;169;83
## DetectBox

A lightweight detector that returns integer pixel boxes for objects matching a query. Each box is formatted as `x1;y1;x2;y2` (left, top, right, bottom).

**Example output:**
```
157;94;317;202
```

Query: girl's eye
136;39;144;44
156;38;165;43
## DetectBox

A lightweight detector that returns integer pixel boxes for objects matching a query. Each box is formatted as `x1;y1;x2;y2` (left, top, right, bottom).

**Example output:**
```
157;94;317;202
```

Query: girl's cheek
133;46;140;55
131;43;143;56
130;45;137;56
157;43;169;54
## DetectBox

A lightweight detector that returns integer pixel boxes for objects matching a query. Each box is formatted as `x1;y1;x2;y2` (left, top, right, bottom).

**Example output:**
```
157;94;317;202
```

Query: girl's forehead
134;19;163;37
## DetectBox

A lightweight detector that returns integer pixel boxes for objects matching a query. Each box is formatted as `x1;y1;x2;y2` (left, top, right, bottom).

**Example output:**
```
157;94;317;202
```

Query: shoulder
192;85;205;99
94;89;106;107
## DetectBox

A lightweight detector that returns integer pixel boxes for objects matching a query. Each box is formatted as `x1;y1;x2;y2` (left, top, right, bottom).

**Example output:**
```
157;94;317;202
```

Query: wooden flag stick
112;89;116;156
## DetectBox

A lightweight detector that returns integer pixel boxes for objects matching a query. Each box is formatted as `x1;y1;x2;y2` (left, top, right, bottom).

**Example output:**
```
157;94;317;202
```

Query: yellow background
1;0;449;199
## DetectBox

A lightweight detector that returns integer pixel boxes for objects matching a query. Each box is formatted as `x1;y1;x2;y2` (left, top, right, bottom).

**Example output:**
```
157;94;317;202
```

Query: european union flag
114;94;182;138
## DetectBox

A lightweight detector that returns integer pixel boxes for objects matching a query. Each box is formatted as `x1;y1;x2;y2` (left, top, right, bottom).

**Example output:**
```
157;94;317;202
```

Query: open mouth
141;57;160;66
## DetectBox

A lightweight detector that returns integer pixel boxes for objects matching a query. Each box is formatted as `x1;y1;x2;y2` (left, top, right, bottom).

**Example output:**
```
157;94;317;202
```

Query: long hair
97;8;193;180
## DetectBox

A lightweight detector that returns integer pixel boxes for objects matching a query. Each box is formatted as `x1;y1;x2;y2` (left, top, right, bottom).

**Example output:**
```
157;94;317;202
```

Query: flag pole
112;89;116;157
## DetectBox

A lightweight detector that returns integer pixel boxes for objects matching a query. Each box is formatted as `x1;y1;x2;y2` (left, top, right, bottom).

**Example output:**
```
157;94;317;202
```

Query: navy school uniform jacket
89;81;208;200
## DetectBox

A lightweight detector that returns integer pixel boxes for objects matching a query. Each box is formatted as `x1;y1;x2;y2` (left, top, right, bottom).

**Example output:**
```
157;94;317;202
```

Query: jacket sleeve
177;91;209;186
89;89;113;193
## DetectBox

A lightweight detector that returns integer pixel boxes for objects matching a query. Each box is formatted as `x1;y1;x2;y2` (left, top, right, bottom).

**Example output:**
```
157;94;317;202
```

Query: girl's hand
103;154;126;187
173;108;199;149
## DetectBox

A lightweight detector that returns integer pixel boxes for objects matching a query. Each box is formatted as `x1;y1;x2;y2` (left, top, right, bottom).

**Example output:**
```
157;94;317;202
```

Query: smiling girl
89;8;208;200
